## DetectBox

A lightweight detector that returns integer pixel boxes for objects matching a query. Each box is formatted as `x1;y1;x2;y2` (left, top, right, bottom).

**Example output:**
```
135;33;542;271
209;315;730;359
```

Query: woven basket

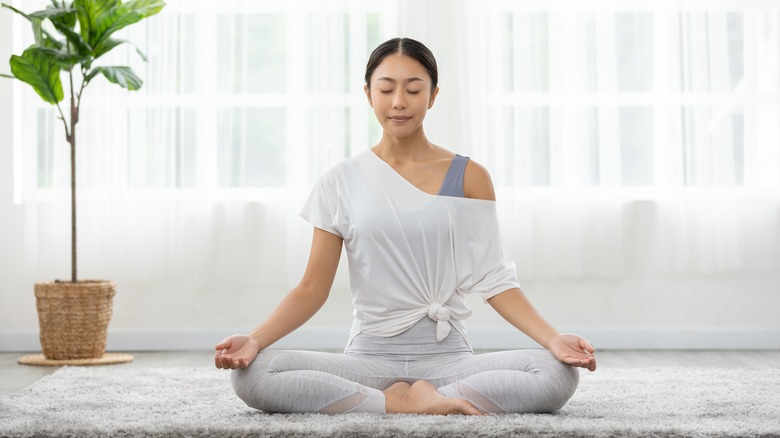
34;280;116;360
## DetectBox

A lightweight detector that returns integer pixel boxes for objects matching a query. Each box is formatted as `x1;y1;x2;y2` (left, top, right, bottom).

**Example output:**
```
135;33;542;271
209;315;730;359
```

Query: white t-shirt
300;150;521;346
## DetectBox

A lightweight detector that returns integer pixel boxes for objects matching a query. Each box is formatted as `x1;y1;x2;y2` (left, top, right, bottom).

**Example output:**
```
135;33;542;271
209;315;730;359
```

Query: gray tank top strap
437;154;470;197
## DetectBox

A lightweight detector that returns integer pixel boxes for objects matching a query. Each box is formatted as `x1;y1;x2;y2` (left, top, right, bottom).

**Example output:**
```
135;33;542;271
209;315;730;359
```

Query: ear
364;84;373;108
428;86;440;109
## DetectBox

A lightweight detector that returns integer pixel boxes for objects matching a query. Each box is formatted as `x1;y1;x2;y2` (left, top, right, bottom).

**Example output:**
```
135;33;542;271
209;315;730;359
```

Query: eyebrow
376;77;425;84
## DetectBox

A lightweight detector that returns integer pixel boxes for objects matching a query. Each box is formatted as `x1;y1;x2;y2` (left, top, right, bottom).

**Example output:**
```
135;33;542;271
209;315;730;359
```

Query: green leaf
74;0;164;55
92;37;124;59
91;66;142;90
39;4;88;57
91;37;152;63
38;47;86;68
75;0;118;48
29;4;75;21
125;0;165;17
55;3;78;29
9;47;64;104
50;15;93;57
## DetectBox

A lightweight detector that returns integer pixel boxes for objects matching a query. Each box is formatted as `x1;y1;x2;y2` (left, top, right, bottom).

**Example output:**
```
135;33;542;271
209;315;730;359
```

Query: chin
383;124;422;139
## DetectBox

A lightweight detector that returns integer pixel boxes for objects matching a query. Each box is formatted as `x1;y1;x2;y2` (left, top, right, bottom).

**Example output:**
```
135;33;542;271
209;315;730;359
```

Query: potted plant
1;0;165;361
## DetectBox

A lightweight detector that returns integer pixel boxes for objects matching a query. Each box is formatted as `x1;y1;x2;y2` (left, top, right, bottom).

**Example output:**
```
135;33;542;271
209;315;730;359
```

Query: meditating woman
214;37;596;415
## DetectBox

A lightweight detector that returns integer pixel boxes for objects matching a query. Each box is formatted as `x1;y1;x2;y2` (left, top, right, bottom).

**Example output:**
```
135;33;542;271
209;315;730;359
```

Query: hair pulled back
364;37;438;91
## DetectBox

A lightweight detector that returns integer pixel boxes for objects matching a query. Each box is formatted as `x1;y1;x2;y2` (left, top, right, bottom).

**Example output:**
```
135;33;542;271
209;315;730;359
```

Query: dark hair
364;37;438;91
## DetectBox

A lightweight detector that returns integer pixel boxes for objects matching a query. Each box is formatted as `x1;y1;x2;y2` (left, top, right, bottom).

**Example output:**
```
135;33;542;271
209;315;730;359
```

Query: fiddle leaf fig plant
2;0;165;283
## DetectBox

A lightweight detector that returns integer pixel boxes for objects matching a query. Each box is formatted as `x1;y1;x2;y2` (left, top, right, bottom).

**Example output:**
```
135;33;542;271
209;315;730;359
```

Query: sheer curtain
11;0;780;331
397;0;780;282
13;0;400;328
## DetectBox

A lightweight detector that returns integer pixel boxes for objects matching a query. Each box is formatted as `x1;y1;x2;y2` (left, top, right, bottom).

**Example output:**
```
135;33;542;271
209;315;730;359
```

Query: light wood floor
2;350;779;396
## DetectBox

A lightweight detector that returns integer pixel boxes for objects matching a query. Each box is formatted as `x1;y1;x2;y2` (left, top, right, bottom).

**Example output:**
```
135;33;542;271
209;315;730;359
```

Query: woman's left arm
487;288;597;371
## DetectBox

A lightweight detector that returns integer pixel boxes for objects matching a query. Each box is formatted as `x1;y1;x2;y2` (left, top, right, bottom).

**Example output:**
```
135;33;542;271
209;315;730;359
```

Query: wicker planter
34;280;116;360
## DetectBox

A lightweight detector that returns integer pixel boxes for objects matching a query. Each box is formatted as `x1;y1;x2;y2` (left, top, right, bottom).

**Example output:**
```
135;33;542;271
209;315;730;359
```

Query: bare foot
383;380;484;415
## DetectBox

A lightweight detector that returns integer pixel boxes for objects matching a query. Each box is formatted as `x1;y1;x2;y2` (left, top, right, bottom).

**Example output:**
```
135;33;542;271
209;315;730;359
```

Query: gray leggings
231;318;579;414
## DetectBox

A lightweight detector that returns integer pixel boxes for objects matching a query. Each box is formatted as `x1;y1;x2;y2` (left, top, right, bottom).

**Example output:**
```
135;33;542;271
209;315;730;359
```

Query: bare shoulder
463;159;496;201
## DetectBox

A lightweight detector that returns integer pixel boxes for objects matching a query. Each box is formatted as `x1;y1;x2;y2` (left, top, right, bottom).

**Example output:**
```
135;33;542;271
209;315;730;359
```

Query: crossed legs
231;348;578;414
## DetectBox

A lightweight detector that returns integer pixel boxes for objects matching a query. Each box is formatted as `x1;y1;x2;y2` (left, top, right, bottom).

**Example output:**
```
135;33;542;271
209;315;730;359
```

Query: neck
374;128;435;162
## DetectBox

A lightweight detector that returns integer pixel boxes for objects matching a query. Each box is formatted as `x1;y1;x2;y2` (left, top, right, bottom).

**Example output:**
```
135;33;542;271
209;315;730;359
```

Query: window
14;0;397;200
478;3;778;190
11;0;780;202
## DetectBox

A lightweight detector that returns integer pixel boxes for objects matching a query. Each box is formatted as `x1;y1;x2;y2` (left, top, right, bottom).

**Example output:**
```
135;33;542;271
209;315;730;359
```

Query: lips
389;116;411;122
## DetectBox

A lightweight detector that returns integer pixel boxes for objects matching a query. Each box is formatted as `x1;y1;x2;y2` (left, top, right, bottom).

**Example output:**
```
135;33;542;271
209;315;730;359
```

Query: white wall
1;12;779;353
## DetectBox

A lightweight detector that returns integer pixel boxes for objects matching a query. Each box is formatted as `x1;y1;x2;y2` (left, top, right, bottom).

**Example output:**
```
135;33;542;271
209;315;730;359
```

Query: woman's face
364;53;439;140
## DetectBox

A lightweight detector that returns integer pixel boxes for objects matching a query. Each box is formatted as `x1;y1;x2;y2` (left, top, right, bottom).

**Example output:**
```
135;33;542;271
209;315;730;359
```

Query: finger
578;337;595;353
588;356;597;372
215;339;231;351
214;351;223;369
563;355;591;368
220;355;233;370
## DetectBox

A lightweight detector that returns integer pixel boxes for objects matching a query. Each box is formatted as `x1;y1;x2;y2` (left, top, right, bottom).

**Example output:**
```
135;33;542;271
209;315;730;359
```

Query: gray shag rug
1;366;778;437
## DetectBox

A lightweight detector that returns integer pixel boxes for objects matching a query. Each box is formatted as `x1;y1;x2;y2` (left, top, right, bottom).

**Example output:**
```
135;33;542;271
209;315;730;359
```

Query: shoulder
463;159;496;201
317;152;370;183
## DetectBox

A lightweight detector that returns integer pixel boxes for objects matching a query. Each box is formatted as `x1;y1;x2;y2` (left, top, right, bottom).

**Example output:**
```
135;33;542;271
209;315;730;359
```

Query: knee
542;359;579;412
230;364;260;409
506;351;580;414
230;352;276;411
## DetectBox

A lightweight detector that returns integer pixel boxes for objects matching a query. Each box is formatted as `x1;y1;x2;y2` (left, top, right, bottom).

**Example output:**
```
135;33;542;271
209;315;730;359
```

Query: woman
215;37;596;416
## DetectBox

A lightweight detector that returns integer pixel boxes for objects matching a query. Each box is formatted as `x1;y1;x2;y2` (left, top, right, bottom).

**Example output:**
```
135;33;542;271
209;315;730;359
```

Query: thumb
215;338;232;351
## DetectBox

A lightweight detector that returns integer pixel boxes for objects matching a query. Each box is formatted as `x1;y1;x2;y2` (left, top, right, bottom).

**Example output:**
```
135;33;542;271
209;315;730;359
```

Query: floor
2;349;779;396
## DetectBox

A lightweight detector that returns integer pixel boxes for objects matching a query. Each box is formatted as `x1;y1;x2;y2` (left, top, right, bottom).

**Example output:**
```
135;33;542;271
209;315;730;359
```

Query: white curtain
396;0;780;280
11;0;780;330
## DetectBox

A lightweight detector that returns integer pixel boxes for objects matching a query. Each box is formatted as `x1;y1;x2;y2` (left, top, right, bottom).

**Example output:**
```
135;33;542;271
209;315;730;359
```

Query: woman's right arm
214;227;343;369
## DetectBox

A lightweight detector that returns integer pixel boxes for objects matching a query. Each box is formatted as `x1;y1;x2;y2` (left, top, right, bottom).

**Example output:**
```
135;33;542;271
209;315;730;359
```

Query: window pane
217;14;286;93
671;12;744;92
756;106;780;187
217;108;287;187
304;13;348;94
619;107;653;185
757;12;780;92
513;107;550;186
615;13;653;92
510;12;550;92
484;106;515;185
36;109;57;189
366;13;383;58
142;14;197;94
676;106;744;186
128;108;198;188
303;107;349;183
581;107;601;186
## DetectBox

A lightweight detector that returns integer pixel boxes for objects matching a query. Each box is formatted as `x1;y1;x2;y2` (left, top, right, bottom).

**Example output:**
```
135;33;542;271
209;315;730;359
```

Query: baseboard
1;328;779;352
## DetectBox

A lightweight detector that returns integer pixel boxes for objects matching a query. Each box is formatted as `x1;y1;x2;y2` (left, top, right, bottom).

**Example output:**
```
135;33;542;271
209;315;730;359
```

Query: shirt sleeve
299;176;343;238
456;203;521;301
466;240;521;301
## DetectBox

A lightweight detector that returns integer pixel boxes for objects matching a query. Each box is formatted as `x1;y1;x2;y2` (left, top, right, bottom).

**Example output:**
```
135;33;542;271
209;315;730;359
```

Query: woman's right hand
214;335;261;369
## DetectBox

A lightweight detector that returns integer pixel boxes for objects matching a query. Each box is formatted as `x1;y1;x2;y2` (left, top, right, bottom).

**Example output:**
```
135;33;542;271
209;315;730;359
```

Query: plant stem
69;69;77;283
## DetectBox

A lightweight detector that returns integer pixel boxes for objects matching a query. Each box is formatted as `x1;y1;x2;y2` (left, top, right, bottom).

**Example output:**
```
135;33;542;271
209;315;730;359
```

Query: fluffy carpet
0;366;778;437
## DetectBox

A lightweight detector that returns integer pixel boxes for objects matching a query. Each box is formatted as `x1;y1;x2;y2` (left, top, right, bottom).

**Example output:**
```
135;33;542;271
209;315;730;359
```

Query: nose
392;89;406;110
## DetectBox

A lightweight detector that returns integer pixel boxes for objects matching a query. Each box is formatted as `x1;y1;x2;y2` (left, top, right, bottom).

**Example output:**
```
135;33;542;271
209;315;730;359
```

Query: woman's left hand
548;334;597;371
